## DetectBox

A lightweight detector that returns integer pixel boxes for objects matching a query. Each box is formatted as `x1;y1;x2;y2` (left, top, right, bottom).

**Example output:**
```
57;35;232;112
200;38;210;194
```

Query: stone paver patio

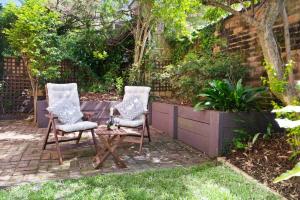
0;120;209;187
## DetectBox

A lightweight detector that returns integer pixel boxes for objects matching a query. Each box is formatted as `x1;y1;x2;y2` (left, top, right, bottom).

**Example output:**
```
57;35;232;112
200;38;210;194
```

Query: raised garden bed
226;135;300;200
151;102;281;157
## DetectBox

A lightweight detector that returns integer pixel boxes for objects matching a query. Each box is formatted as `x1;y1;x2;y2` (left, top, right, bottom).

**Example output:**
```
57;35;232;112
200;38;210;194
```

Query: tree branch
204;0;259;27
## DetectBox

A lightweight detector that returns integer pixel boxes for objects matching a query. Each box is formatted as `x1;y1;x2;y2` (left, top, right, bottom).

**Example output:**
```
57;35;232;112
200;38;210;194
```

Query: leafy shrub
232;123;273;150
274;162;300;183
195;79;266;112
272;102;300;159
232;129;249;150
60;28;133;90
115;77;124;95
158;52;248;104
87;83;107;93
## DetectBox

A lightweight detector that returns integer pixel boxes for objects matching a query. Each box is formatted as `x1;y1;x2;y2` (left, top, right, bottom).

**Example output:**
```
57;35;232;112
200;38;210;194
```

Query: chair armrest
143;111;149;115
45;113;58;120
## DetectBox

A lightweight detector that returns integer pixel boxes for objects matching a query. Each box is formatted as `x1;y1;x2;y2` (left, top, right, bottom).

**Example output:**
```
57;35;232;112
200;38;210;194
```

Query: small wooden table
93;125;129;169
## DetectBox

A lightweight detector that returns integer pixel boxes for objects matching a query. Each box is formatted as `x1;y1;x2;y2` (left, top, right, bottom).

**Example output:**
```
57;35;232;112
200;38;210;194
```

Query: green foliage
273;162;300;183
167;25;223;63
159;52;247;104
263;123;273;140
153;0;201;38
261;60;294;99
115;77;124;95
272;101;300;159
61;27;133;90
232;123;273;150
158;24;247;104
3;0;63;83
87;83;107;93
202;7;228;22
195;79;266;112
0;2;17;57
93;50;108;60
233;129;249;150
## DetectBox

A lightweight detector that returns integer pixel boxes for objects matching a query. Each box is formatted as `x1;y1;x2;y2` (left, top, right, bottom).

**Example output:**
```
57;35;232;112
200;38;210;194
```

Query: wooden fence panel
0;57;31;114
0;57;80;114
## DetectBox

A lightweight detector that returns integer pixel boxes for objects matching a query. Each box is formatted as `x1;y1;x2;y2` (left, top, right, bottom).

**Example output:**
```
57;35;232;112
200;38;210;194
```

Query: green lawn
0;162;280;200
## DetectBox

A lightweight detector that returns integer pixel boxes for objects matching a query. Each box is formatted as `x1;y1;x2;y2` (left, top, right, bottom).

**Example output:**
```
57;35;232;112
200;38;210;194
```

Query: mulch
226;134;300;200
80;92;122;102
153;96;192;106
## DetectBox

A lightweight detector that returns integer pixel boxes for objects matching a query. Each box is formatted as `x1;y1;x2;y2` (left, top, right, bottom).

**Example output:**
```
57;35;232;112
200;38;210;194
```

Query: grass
0;162;280;200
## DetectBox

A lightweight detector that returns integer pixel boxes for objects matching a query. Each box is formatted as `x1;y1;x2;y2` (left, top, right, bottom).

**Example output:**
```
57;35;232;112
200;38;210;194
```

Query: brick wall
219;0;300;86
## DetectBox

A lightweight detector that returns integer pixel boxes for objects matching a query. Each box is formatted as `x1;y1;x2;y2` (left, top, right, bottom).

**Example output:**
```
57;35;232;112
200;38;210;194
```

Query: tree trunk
257;27;284;79
132;1;152;84
253;0;295;104
281;3;292;62
257;26;296;104
255;0;296;104
281;1;296;102
23;56;38;124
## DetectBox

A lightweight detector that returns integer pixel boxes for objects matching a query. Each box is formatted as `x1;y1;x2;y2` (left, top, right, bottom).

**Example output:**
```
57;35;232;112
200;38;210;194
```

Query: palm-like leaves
195;79;266;112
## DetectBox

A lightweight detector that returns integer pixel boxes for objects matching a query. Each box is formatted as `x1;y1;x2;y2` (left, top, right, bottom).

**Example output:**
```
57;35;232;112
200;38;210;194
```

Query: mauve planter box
151;102;281;157
151;102;177;138
177;106;220;157
37;100;119;128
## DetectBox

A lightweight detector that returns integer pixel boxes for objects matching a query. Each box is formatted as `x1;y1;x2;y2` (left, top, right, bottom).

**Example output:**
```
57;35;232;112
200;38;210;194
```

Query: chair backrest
123;86;151;111
46;83;80;110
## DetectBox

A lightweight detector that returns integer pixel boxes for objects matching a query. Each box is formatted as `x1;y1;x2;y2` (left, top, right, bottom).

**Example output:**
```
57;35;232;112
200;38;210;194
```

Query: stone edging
217;157;286;200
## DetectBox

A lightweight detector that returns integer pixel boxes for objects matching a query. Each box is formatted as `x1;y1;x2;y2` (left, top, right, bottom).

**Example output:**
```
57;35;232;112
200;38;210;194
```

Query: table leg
93;135;127;169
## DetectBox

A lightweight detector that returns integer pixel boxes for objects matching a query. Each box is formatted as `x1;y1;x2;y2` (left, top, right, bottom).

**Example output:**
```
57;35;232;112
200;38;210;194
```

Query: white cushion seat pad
114;117;144;127
56;121;98;132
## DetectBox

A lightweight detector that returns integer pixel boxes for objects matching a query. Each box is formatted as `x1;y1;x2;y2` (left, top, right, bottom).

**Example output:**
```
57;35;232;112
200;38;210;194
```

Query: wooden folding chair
110;86;151;153
43;83;98;164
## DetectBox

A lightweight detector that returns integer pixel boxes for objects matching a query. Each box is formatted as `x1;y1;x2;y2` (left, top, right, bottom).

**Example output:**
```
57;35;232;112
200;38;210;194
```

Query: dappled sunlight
0;131;38;141
183;175;239;200
54;181;127;199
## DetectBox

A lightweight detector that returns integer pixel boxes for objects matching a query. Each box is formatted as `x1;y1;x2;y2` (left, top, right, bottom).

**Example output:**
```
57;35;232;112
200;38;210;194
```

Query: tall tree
130;0;201;84
3;0;62;123
131;0;153;83
202;0;295;104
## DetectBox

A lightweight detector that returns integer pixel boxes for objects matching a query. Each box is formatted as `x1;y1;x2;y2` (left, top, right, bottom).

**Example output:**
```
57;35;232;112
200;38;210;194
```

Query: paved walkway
0;120;209;187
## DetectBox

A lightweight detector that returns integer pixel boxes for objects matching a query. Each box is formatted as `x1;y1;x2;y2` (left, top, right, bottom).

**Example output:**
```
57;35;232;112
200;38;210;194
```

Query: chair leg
54;130;63;164
43;120;52;150
146;118;151;142
139;124;145;153
90;129;99;153
76;131;83;144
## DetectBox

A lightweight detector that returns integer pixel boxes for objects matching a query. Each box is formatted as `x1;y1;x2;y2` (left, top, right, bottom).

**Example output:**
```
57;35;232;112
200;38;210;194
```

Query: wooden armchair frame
110;86;151;153
42;84;98;164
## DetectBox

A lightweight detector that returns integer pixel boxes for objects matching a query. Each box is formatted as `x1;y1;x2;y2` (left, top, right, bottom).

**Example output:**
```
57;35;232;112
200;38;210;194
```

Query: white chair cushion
114;117;144;127
47;101;83;124
123;86;151;111
115;95;144;120
56;121;98;132
47;83;81;109
47;83;83;124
